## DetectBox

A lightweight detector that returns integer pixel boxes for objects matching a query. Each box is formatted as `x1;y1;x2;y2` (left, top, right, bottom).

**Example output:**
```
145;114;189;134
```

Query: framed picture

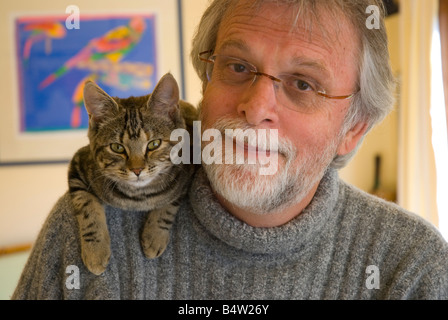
0;0;184;165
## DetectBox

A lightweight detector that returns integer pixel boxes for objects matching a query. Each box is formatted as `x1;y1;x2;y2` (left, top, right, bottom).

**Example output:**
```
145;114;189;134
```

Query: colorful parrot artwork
16;15;156;132
70;75;95;129
22;22;66;62
32;16;155;129
39;17;147;89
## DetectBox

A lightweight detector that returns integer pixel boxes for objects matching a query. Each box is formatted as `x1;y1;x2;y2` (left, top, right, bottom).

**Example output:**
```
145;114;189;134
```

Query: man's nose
236;76;279;126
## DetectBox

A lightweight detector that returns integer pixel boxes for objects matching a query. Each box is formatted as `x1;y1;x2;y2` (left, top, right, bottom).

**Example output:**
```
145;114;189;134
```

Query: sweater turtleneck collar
189;167;341;255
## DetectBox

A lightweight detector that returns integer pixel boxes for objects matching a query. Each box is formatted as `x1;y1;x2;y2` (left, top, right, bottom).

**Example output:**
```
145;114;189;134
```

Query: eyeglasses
199;50;358;114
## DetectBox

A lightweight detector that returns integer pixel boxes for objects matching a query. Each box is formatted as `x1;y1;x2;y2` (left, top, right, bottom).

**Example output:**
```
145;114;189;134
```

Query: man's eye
294;79;313;91
229;63;248;73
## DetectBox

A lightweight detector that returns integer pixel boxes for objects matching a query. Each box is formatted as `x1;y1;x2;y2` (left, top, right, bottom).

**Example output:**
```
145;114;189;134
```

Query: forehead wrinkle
289;56;330;76
216;5;336;60
215;38;250;55
222;1;335;45
217;21;333;59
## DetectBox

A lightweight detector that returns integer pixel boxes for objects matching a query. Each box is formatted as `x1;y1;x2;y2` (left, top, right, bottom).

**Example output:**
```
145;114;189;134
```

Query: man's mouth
235;138;271;156
224;130;277;159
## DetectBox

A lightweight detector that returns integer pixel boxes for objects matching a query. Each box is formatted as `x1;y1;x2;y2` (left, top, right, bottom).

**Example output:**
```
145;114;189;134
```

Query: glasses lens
279;91;322;114
206;56;255;85
203;54;330;114
276;74;323;114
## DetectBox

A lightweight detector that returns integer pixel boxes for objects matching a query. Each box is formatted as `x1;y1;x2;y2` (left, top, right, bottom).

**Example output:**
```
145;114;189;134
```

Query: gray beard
201;117;339;215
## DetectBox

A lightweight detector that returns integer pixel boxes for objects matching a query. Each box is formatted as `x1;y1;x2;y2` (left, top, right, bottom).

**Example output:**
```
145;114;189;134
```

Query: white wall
0;164;68;247
181;0;210;106
339;14;400;199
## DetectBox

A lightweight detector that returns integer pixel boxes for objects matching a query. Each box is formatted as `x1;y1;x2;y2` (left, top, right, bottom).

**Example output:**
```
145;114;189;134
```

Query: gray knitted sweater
12;168;448;299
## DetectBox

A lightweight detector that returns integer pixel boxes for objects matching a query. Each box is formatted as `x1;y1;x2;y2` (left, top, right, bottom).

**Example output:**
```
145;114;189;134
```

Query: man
13;0;448;299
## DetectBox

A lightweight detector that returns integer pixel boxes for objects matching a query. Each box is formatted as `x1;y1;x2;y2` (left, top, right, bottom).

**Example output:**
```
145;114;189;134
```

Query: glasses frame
199;49;358;101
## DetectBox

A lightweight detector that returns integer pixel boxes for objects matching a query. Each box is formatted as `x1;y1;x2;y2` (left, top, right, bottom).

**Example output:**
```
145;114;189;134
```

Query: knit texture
12;168;448;299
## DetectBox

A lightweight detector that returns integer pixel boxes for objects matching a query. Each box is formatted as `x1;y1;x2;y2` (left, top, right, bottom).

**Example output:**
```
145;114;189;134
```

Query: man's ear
337;122;369;156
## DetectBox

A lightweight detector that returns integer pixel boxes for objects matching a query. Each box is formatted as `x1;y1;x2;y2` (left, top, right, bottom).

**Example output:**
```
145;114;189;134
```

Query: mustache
204;116;297;160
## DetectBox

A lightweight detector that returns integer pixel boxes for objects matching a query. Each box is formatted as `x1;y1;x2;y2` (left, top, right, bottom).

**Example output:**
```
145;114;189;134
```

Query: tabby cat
68;73;196;275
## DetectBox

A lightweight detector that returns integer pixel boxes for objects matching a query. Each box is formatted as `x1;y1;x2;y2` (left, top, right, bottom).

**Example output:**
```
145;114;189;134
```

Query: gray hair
191;0;396;169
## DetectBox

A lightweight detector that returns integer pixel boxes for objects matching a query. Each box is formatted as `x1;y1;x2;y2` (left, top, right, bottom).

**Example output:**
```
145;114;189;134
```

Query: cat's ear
83;81;119;124
147;73;180;121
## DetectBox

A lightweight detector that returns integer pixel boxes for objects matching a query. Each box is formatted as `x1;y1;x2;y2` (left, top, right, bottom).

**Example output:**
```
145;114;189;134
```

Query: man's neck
213;182;320;228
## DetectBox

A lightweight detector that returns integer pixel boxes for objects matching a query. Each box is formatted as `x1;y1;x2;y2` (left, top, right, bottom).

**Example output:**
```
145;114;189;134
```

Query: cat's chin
126;178;153;188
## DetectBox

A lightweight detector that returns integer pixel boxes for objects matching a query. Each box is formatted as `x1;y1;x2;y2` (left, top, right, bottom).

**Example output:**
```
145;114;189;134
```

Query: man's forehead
218;1;359;64
218;0;354;49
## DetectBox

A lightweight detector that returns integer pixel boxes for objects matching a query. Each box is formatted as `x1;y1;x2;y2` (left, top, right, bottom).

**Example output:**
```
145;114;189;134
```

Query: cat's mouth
127;176;153;187
116;171;154;187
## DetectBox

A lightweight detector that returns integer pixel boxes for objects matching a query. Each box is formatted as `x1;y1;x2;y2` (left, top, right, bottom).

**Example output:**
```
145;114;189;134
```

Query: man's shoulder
339;180;447;248
337;180;448;299
31;192;81;252
45;191;77;227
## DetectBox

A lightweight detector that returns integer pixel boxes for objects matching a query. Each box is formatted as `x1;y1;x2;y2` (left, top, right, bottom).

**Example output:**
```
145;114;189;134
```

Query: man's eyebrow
290;56;330;76
217;39;331;77
216;39;250;54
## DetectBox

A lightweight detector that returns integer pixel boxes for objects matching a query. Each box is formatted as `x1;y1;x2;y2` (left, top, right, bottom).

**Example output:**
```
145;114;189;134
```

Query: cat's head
82;73;185;187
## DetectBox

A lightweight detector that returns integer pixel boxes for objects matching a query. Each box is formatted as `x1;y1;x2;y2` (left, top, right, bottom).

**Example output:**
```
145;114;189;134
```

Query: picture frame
0;0;184;165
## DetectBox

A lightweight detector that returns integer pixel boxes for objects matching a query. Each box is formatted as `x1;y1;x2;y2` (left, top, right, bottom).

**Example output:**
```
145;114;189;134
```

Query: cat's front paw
141;228;170;259
81;235;111;275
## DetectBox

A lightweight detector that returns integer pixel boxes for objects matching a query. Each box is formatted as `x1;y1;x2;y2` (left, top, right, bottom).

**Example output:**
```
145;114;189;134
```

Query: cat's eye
147;139;162;151
110;143;126;154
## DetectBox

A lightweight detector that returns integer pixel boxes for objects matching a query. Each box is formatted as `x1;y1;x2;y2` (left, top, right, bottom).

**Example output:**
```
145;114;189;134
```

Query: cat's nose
131;168;144;176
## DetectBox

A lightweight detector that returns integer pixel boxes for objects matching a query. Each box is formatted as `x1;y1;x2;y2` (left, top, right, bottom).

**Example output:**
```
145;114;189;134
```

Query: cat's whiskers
154;168;180;190
100;176;120;200
85;169;109;193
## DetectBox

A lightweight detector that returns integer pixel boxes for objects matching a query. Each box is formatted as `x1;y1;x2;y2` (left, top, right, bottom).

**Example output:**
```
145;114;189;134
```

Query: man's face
200;0;363;215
